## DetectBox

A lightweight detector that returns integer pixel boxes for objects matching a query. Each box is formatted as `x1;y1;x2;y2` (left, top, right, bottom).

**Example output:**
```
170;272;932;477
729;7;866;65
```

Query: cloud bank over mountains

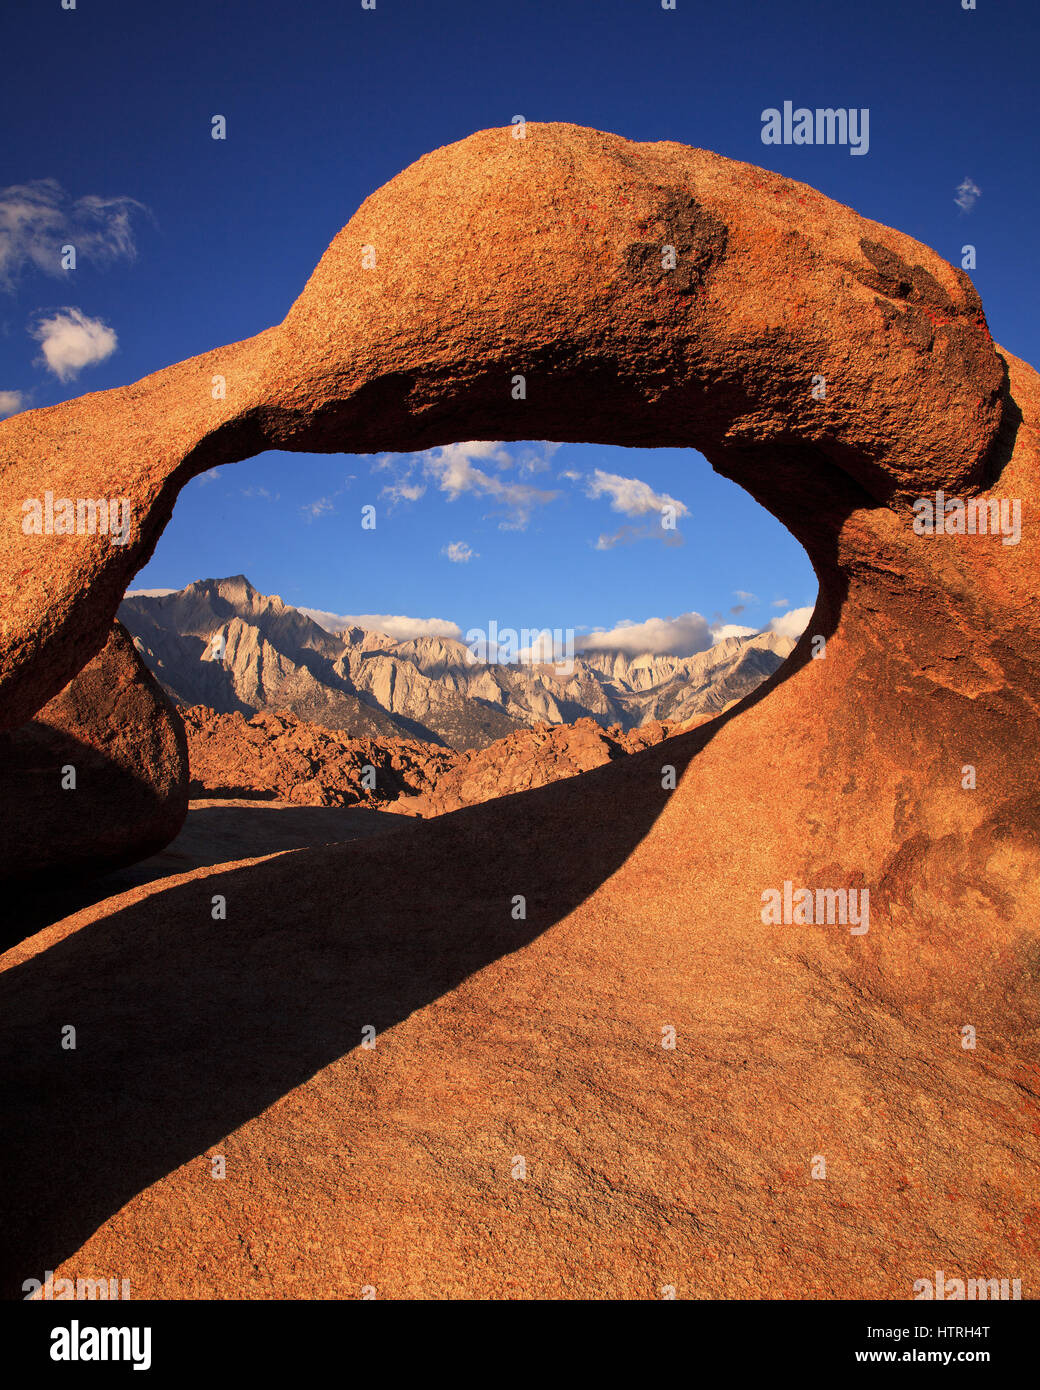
291;604;813;655
298;608;464;643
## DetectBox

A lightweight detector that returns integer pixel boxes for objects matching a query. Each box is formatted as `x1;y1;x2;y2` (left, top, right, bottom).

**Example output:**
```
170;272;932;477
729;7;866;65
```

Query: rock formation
0;124;1037;1300
180;704;694;813
0;622;188;882
0;123;1007;726
181;705;454;806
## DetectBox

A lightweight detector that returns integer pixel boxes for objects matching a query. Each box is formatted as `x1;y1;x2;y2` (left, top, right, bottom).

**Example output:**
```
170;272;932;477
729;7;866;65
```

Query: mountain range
119;576;796;749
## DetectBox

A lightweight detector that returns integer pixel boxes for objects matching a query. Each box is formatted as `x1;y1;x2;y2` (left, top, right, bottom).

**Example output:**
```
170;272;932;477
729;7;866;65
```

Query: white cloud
301;496;334;520
516;630;571;664
422;441;558;529
374;442;561;528
381;479;426;504
711;623;757;643
586;468;689;519
771;598;790;609
513;441;561;475
734;590;756;602
442;541;477;563
595;525;633;551
572;607;811;656
577;612;713;658
559;468;582;481
0;389;25;418
955;178;981;214
594;521;684;550
767;605;814;638
31;307;117;381
0;179;146;291
302;609;463;642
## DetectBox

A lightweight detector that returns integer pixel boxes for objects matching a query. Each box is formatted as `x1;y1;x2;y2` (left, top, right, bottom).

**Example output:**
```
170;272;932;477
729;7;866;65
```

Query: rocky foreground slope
0;124;1037;1301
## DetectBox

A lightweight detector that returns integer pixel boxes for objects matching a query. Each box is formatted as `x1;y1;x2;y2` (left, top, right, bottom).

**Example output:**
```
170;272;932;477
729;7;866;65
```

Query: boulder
0;622;188;882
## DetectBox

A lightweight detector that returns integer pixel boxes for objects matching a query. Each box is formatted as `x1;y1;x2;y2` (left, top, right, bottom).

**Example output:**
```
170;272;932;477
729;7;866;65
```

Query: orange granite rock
0;125;1036;1301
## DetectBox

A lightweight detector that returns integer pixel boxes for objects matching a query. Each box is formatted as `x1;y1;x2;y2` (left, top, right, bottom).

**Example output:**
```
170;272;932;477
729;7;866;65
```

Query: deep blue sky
2;0;1036;650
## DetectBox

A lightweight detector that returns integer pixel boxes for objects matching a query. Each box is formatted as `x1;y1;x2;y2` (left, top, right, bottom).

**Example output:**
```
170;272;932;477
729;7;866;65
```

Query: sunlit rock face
0;125;1037;1301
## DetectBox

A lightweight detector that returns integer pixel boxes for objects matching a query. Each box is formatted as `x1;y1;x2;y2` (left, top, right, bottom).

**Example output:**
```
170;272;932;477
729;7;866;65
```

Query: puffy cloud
767;605;814;638
577;612;714;658
585;468;689;519
375;442;559;529
422;441;558;529
0;178;146;290
0;389;25;418
734;589;757;602
381;479;426;504
954;177;981;213
771;598;790;609
302;609;463;642
31;307;116;381
711;623;757;643
576;608;810;656
442;541;477;563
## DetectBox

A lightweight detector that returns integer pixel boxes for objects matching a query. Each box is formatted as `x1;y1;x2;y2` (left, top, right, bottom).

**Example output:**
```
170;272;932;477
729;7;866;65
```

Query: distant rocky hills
119;576;796;750
181;705;700;817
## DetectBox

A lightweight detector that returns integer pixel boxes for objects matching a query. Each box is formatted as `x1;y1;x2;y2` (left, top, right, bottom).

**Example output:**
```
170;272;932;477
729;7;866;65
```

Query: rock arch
1;125;1038;1299
0;121;1020;729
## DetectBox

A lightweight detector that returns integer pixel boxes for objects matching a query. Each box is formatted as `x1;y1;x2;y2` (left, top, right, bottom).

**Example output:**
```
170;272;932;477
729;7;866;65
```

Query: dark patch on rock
624;190;728;296
934;321;1004;388
857;238;914;299
909;264;954;313
857;239;955;316
953;266;985;319
874;296;935;352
